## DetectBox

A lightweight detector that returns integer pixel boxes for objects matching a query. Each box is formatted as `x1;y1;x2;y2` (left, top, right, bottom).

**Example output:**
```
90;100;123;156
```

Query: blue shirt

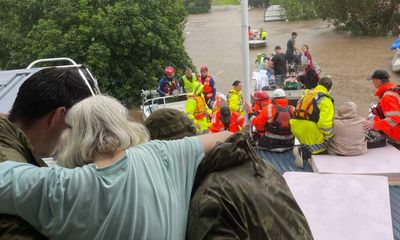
0;137;204;240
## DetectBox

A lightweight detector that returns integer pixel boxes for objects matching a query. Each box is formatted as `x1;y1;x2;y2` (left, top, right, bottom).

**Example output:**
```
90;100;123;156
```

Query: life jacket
161;77;178;95
197;76;213;98
294;91;333;123
188;93;208;120
258;104;294;152
265;105;293;135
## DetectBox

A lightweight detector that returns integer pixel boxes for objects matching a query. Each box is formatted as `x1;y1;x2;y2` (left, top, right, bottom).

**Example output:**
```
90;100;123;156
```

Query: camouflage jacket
0;118;47;240
187;132;313;240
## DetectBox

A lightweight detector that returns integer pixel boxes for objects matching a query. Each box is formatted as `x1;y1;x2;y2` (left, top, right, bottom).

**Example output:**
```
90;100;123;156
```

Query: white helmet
271;88;286;99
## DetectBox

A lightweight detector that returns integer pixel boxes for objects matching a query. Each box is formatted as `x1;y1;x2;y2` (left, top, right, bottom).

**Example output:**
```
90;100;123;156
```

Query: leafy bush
315;0;400;36
0;0;194;104
185;0;211;14
270;0;318;20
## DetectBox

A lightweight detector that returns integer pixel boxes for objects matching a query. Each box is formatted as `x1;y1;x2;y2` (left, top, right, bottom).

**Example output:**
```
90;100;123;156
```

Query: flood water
184;6;399;117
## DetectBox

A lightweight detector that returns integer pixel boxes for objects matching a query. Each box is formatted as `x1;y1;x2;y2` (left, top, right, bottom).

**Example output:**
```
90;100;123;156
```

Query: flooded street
184;6;399;116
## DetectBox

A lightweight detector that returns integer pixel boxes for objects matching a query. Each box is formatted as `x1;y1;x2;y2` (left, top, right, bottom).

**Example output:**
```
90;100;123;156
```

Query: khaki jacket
0;118;47;240
327;102;367;156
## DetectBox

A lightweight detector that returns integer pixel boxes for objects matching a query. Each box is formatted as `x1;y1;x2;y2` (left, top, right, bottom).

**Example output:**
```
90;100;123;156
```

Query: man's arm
198;131;232;153
210;78;216;100
156;78;167;96
317;97;334;139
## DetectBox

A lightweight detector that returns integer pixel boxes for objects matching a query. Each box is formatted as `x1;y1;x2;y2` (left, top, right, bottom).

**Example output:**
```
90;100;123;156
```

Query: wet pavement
184;6;399;116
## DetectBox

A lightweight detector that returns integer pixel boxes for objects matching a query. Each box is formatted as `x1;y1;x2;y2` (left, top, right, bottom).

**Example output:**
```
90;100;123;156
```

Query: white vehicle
0;57;99;113
392;48;400;72
264;5;287;22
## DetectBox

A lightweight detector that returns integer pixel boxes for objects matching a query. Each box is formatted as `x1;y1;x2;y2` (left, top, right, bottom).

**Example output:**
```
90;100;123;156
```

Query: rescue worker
247;89;295;152
212;92;227;114
252;90;270;115
260;28;267;40
186;81;212;133
363;69;400;147
290;76;334;161
157;66;180;97
182;67;197;93
210;106;244;133
227;80;244;116
197;65;216;109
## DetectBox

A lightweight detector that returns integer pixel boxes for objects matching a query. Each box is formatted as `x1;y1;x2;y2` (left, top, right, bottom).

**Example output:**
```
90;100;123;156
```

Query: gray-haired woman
0;95;231;240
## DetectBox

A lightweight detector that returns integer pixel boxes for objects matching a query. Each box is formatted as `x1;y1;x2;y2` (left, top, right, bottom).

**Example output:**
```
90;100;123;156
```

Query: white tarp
311;145;400;184
284;172;393;240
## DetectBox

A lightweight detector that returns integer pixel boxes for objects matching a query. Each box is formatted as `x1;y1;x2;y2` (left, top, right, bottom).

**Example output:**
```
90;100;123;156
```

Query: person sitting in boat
291;76;334;161
283;69;300;90
252;90;271;115
182;66;197;93
197;65;216;109
227;80;244;116
212;92;227;114
363;69;400;148
157;66;180;97
210;106;244;133
298;45;319;90
186;81;212;133
246;89;295;152
327;102;367;156
260;28;267;40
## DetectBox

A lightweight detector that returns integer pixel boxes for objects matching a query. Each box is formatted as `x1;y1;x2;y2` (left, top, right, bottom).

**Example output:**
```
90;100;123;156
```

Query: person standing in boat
157;66;180;97
182;67;197;93
286;32;299;65
197;65;216;109
270;45;288;87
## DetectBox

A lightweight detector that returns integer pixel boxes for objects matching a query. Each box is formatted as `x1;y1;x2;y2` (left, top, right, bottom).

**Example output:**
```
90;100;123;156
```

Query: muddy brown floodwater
184;6;400;117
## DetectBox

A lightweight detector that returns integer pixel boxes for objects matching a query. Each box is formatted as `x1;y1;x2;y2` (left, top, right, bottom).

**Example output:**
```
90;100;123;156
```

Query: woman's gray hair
56;95;149;168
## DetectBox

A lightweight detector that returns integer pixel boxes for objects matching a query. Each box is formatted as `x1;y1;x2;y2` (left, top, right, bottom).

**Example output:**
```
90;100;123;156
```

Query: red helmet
200;65;208;73
164;66;175;75
254;90;269;100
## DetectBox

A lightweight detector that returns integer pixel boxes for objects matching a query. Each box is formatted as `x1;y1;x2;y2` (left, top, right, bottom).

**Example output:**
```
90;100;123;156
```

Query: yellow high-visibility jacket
290;85;334;154
186;93;212;132
182;73;197;93
227;89;244;116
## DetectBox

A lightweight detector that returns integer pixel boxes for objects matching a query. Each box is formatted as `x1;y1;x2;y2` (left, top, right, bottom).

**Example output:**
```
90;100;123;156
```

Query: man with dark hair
270;45;287;87
363;69;400;147
291;76;334;162
0;67;94;239
286;32;298;64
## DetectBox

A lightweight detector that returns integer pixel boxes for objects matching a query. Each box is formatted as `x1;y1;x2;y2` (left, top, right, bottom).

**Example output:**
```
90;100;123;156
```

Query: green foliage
249;0;269;7
184;0;211;13
270;0;318;20
315;0;400;36
0;0;194;104
212;0;239;5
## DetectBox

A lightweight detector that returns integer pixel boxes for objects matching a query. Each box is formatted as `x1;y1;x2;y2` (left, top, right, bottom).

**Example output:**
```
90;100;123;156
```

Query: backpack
265;105;293;135
294;91;333;123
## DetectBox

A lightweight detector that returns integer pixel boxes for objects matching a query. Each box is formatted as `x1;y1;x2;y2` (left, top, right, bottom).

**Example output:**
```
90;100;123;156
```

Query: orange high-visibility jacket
251;98;294;134
210;111;244;133
374;82;400;143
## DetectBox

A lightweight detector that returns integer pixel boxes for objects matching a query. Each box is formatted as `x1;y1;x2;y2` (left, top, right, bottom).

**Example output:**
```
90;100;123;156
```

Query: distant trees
271;0;318;20
315;0;400;36
184;0;212;13
0;0;193;104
